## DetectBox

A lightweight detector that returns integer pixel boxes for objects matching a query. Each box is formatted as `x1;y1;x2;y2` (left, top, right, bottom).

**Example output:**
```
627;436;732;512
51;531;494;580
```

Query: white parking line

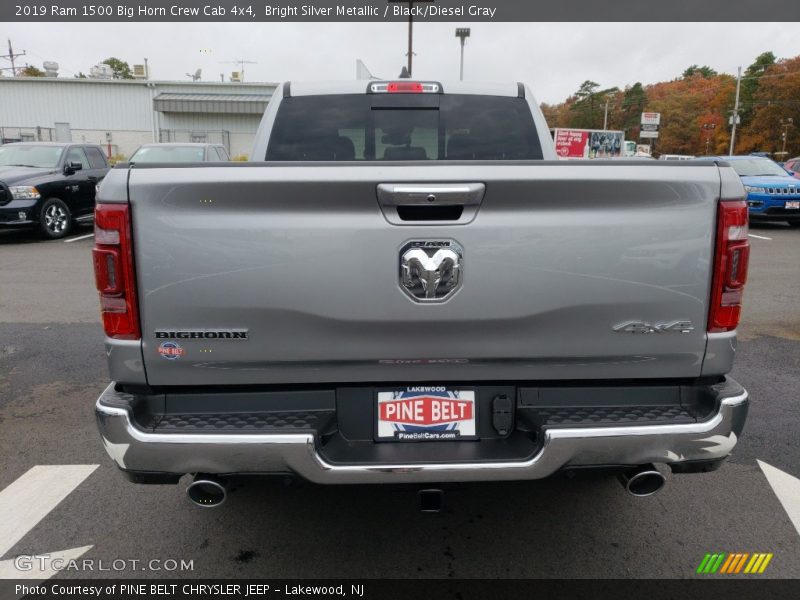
63;233;94;243
0;465;98;557
748;233;772;240
759;460;800;538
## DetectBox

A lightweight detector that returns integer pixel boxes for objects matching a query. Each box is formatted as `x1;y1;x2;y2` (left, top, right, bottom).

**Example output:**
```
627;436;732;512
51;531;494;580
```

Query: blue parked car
703;156;800;227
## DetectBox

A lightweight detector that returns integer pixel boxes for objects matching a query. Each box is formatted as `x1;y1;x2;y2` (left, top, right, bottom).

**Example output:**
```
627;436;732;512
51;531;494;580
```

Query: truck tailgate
128;163;721;386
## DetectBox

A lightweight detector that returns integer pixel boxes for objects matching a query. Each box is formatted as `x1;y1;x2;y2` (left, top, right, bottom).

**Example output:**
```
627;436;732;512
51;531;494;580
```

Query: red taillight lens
708;200;749;333
387;81;424;93
92;248;121;293
93;203;140;339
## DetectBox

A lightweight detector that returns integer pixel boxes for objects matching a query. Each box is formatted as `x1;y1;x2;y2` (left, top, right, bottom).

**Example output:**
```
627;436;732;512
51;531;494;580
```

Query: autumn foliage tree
737;56;800;157
19;64;45;77
540;52;800;158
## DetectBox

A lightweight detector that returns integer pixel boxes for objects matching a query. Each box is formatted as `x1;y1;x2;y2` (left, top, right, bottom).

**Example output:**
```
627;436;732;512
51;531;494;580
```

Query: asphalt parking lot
0;221;798;581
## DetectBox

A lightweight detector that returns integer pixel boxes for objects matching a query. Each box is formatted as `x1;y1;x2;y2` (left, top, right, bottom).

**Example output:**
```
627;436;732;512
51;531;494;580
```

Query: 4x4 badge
613;320;695;334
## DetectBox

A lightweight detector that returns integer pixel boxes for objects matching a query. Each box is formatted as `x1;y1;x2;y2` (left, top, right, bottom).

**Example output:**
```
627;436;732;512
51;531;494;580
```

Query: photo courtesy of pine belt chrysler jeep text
92;80;750;508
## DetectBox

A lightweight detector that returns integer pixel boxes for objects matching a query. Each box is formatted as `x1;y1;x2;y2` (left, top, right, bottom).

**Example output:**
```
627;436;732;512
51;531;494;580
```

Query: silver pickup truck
93;80;750;508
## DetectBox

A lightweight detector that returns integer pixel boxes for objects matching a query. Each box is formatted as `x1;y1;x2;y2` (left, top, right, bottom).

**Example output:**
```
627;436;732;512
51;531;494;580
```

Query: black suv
0;142;110;239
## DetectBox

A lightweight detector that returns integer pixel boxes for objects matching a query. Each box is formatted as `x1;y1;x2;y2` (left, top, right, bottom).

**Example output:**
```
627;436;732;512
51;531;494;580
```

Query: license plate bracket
375;387;477;442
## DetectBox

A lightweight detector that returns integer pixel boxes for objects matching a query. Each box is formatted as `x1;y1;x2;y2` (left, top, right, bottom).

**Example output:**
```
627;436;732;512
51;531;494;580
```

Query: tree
19;64;45;77
620;82;648;137
102;57;133;80
540;103;561;128
683;65;718;79
739;51;776;126
574;80;599;102
645;70;734;155
738;56;800;156
537;51;799;156
569;80;619;129
74;72;87;79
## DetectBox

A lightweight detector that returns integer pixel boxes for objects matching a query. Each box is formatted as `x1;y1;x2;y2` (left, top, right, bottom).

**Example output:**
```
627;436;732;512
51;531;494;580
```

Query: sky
3;22;800;104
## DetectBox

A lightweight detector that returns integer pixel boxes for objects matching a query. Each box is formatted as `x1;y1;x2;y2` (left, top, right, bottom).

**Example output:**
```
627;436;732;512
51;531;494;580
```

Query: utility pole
455;28;470;81
703;122;716;155
729;66;742;155
407;5;413;75
1;39;26;76
389;0;433;77
603;99;609;130
780;118;794;157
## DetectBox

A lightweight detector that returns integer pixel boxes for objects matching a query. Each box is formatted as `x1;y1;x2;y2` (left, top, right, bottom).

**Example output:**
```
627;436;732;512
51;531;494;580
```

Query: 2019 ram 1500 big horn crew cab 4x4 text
93;80;750;507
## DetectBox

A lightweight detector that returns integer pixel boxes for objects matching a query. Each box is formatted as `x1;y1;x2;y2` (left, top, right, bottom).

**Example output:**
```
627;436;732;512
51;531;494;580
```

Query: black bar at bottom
3;579;799;600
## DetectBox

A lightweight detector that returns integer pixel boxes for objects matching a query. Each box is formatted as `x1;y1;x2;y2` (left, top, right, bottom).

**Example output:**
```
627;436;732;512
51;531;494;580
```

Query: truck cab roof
285;80;525;98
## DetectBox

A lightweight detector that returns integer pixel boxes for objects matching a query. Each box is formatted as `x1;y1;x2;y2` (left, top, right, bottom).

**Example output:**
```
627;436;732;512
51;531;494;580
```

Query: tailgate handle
376;183;485;225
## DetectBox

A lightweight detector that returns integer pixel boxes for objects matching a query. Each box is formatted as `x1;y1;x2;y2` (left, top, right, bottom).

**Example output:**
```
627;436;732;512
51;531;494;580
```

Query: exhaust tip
187;476;227;508
619;465;666;497
417;488;445;513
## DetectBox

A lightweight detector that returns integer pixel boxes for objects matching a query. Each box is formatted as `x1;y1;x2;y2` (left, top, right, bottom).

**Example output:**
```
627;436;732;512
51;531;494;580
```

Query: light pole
729;66;741;155
455;28;470;81
702;122;716;155
780;118;794;158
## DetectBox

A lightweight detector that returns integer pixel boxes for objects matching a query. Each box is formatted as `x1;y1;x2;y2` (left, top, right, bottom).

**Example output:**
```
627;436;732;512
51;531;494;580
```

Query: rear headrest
277;135;355;161
332;136;355;161
446;134;474;160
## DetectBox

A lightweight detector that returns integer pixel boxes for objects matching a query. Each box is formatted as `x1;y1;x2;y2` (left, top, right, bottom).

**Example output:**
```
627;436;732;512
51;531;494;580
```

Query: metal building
0;77;277;158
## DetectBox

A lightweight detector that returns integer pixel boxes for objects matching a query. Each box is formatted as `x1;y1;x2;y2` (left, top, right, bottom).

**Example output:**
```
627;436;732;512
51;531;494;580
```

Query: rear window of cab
266;94;543;161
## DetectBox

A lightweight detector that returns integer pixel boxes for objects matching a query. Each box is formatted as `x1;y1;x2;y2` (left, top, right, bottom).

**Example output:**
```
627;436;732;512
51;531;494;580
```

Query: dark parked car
128;143;230;163
0;142;109;239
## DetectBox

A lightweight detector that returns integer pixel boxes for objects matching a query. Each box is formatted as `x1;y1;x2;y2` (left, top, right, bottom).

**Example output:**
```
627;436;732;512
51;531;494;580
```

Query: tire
39;198;72;239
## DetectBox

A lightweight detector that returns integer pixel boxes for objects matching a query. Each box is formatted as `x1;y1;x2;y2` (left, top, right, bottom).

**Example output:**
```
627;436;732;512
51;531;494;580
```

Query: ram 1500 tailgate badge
400;240;463;302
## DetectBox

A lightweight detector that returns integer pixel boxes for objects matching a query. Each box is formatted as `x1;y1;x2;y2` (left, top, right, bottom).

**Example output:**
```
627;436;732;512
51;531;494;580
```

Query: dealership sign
640;112;661;138
641;112;661;126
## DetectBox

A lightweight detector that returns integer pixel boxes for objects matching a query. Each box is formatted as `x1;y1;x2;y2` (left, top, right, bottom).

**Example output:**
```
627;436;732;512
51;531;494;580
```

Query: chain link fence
158;129;231;153
0;126;55;144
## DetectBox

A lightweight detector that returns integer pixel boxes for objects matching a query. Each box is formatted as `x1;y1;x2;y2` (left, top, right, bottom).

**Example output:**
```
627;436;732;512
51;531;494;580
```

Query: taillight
708;200;750;333
93;203;140;339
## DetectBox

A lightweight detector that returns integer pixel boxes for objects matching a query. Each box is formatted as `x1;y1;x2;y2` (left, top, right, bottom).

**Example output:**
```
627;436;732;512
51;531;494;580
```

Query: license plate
376;388;476;441
785;201;800;209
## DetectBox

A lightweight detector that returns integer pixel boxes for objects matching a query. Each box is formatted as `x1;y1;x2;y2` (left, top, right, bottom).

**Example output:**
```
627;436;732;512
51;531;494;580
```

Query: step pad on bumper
151;411;334;433
526;404;697;427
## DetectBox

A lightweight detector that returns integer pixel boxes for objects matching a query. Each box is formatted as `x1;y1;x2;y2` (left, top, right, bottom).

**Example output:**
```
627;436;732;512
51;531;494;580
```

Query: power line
0;38;26;76
22;48;80;76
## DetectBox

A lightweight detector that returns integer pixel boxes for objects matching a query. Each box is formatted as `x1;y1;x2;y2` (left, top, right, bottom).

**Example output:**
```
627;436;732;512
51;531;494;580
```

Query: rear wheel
39;198;72;239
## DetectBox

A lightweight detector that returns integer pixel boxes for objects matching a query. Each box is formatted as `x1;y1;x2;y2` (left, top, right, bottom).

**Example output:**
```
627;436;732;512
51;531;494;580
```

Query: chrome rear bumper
95;381;748;484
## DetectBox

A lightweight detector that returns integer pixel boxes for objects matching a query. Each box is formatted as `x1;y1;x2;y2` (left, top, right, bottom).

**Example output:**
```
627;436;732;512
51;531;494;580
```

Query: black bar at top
3;0;799;22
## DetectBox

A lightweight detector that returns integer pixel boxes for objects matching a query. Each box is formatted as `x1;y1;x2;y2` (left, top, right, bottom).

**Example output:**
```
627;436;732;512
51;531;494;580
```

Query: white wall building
0;77;277;158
